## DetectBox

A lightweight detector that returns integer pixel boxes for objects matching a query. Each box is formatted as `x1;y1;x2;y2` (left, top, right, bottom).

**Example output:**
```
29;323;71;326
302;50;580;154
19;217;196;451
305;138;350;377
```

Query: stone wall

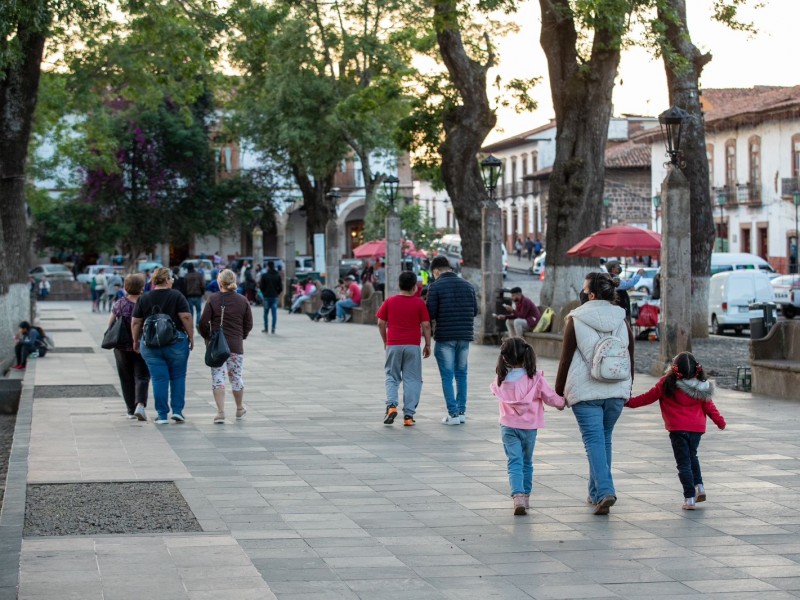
604;169;653;226
0;286;33;371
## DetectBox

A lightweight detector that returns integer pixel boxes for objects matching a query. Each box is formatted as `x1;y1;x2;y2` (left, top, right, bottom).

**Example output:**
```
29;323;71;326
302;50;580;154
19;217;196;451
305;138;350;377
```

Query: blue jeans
670;431;704;498
433;340;470;417
571;398;625;502
335;298;358;319
140;332;190;420
263;296;278;331
187;296;203;327
501;426;538;496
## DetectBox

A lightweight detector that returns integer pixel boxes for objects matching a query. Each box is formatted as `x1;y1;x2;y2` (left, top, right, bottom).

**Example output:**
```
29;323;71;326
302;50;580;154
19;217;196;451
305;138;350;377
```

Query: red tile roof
700;85;800;132
525;139;650;179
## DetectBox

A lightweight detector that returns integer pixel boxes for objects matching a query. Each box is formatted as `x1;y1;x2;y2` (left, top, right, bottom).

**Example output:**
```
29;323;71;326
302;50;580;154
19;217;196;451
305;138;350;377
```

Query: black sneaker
384;406;398;424
403;415;415;427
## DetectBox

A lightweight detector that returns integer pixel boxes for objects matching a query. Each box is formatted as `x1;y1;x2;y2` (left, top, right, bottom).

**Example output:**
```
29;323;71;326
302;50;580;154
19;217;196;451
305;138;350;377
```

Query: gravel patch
0;415;16;510
43;328;81;332
25;482;202;536
634;335;751;389
49;347;96;354
34;385;118;399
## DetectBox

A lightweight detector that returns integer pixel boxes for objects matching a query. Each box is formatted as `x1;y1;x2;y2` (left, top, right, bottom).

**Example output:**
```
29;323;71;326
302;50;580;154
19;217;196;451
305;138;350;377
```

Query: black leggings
113;349;151;414
14;343;34;367
669;431;704;498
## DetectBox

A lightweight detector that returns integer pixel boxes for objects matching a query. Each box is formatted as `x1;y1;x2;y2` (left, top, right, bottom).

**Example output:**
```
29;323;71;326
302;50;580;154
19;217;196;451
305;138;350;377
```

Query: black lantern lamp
382;175;400;212
326;188;342;211
480;154;503;203
658;105;689;167
251;205;264;225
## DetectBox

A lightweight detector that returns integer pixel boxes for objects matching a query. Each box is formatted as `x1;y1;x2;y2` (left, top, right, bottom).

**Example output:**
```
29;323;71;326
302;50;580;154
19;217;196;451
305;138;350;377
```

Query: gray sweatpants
385;345;423;416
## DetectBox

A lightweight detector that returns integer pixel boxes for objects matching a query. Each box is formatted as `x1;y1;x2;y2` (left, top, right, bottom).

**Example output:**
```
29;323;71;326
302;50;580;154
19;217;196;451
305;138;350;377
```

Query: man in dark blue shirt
426;256;478;425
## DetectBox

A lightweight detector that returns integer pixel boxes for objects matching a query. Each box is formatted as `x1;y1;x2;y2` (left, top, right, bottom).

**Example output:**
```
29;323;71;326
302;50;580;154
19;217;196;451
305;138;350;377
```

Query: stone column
654;166;692;374
325;219;339;288
385;213;402;299
478;201;503;345
283;238;295;308
252;225;263;267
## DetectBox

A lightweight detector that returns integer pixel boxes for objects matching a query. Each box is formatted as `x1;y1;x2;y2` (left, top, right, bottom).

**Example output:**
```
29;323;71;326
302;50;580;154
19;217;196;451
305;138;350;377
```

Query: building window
511;156;517;196
521;154;528;194
501;158;507;197
531;151;538;173
706;143;714;197
725;139;737;193
792;133;800;179
748;135;761;201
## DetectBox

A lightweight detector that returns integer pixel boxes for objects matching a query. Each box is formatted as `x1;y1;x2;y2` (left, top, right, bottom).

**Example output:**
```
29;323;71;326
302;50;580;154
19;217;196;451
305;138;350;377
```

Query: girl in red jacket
626;352;726;510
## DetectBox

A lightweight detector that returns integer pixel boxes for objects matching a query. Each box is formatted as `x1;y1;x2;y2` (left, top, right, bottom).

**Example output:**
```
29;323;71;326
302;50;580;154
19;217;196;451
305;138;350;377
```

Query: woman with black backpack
131;267;194;425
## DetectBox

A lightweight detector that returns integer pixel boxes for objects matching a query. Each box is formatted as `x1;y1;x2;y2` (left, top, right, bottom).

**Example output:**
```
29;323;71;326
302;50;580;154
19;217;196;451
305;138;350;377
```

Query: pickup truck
771;274;800;319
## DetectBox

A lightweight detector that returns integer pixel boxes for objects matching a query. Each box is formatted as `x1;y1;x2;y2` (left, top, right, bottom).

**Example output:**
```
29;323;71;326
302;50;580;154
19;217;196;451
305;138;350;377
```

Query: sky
485;0;800;144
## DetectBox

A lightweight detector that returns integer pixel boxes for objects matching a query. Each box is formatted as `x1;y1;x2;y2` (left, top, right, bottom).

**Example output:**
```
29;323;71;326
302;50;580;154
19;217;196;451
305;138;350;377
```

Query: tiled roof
701;85;800;129
481;120;557;152
604;140;651;169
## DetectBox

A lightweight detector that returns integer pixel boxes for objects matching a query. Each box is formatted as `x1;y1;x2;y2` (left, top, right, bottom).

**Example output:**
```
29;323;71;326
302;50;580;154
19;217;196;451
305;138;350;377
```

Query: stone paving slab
10;301;800;599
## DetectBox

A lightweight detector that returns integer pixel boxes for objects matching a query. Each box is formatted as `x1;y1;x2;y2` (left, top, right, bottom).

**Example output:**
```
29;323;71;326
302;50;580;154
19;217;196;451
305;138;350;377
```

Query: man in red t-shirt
377;271;432;426
335;275;362;322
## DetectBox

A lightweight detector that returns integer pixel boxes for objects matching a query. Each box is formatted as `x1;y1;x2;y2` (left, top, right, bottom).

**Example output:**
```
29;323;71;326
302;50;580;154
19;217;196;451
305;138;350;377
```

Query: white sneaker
155;418;169;425
126;414;137;420
695;484;706;502
171;413;185;423
442;415;461;425
213;413;225;424
458;414;466;423
682;497;697;510
134;405;147;421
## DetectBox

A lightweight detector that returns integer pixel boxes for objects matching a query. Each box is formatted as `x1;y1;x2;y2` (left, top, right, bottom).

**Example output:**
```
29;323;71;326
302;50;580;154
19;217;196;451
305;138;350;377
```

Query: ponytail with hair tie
671;364;684;379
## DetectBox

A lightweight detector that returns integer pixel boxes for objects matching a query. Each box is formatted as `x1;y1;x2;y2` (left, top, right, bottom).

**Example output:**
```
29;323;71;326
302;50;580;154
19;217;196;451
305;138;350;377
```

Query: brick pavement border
0;361;35;600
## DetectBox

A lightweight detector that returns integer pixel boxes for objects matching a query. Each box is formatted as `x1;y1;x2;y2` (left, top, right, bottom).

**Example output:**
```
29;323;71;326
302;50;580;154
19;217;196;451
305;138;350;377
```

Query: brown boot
513;495;527;516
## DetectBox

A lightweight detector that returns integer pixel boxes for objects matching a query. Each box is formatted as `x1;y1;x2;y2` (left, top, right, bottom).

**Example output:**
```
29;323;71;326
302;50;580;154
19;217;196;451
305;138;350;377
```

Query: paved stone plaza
5;301;800;599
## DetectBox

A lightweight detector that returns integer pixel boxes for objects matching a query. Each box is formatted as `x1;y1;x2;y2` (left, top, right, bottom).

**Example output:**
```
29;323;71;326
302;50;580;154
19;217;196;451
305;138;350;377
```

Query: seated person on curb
335;275;361;322
496;287;541;338
11;321;40;370
377;271;432;427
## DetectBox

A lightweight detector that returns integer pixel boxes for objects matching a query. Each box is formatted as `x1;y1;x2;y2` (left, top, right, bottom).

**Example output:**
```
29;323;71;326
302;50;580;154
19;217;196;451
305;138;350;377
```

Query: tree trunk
291;161;335;253
432;0;496;269
0;22;48;293
539;0;626;309
658;0;715;338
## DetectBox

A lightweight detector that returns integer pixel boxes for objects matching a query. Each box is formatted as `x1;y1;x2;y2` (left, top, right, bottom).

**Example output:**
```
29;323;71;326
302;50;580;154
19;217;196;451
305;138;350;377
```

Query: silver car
29;264;74;282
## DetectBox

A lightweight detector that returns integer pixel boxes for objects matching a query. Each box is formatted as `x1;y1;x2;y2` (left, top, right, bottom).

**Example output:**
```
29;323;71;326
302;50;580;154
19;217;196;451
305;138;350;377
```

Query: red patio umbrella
567;225;661;257
352;239;418;259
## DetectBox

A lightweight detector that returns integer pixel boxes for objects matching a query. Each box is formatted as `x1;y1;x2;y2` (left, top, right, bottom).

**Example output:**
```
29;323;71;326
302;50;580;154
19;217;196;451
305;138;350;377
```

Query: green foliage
363;194;437;248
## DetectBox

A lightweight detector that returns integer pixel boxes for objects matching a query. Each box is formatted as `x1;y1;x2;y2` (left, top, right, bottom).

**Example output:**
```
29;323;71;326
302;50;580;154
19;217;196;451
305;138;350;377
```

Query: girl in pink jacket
490;338;565;515
626;351;726;510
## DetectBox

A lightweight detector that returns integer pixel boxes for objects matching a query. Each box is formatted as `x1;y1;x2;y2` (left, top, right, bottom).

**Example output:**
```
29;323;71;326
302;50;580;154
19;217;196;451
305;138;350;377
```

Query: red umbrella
352;239;418;259
567;225;661;257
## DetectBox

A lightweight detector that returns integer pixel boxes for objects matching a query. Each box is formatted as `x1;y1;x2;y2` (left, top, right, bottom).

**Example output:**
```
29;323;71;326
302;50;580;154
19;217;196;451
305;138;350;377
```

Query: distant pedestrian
555;272;633;515
92;268;107;312
514;238;523;260
131;267;194;424
199;269;253;424
525;237;534;261
171;266;187;297
373;261;386;294
184;262;205;328
105;271;122;312
496;287;541;338
258;260;283;333
335;276;361;322
11;321;40;370
533;238;542;257
38;276;50;300
426;255;478;425
626;351;725;511
108;274;150;421
243;263;257;303
490;338;564;515
377;271;432;427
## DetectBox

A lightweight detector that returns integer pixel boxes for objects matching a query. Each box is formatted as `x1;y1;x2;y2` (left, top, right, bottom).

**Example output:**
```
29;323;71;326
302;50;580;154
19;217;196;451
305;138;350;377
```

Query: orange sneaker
383;406;398;425
403;415;415;426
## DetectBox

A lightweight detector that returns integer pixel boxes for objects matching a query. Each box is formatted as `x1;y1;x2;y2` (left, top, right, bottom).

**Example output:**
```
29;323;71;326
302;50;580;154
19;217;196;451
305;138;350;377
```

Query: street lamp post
716;192;726;252
793;191;800;274
478;154;503;344
652;195;661;233
655;105;692;373
602;197;611;228
383;175;401;298
251;205;264;267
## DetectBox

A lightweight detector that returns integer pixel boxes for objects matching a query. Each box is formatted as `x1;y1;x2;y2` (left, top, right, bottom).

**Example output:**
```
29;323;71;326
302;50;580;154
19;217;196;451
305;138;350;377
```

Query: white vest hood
564;300;632;405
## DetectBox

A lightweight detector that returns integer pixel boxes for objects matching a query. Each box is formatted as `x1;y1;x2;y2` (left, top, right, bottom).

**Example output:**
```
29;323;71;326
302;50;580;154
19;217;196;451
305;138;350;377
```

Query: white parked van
710;252;778;278
708;270;775;335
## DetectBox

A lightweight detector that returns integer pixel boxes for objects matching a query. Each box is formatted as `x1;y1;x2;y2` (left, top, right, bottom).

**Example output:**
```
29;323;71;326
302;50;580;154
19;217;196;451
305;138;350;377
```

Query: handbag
102;316;132;350
204;300;231;368
142;305;179;348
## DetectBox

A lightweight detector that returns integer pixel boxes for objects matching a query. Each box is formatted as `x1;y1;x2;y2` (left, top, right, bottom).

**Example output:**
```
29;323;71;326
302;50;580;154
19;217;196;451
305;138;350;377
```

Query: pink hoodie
490;369;565;430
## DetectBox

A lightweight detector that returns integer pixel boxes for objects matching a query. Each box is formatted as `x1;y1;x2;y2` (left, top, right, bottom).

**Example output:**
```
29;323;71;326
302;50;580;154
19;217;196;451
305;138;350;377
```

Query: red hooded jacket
627;376;725;433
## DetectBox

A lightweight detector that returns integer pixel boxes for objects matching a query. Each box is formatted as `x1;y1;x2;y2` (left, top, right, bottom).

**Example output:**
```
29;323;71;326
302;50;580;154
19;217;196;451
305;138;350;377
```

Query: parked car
136;260;163;273
339;259;364;279
262;256;286;272
178;259;214;282
295;256;314;274
76;265;124;285
771;274;800;319
623;267;659;296
711;252;778;278
708;270;774;335
532;251;546;276
29;264;74;282
433;234;507;278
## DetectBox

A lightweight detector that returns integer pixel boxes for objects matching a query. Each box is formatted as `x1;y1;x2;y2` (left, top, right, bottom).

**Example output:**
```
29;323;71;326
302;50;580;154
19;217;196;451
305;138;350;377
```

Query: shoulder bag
204;299;231;368
142;303;180;348
102;302;133;350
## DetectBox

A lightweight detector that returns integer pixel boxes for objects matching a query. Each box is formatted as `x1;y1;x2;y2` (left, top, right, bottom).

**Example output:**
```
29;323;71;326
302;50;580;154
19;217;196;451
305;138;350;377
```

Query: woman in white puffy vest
555;272;634;515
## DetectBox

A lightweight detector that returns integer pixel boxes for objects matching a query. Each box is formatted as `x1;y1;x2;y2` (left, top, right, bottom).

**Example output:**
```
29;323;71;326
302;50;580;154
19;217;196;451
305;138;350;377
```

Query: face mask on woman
579;291;590;305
